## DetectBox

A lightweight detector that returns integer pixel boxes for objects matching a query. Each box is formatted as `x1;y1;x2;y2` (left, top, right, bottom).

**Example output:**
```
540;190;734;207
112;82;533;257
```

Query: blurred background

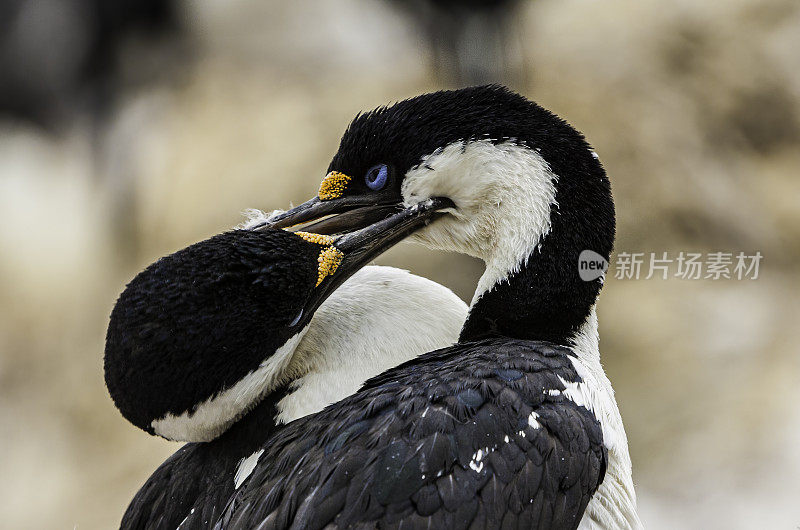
1;0;798;527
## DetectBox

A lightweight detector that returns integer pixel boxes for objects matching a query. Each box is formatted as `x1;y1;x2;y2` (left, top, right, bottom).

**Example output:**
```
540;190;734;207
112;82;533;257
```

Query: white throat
401;140;558;306
568;308;642;530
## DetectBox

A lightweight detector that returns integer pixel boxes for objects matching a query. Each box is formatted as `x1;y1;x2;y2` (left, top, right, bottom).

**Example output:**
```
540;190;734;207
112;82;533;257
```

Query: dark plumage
329;85;615;343
111;86;633;529
205;86;620;529
121;387;289;530
105;229;321;436
108;224;470;529
213;340;605;529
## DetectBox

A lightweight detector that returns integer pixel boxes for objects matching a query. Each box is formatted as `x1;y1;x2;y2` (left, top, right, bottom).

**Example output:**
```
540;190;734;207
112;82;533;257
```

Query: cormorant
216;85;641;529
105;227;467;529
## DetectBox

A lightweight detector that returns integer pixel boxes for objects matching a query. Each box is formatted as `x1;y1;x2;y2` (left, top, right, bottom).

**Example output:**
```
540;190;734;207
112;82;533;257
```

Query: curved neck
403;137;614;345
460;151;614;344
150;327;309;442
460;232;602;344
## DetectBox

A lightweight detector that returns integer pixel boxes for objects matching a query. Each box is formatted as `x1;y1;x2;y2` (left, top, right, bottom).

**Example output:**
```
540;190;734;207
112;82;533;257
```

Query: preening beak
250;170;405;235
333;197;453;264
247;167;452;330
255;195;396;234
293;197;454;328
253;195;407;236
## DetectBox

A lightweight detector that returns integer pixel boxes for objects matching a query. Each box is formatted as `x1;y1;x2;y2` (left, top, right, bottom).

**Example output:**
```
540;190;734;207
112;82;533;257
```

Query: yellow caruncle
315;247;344;286
295;231;344;286
294;232;336;247
318;171;351;201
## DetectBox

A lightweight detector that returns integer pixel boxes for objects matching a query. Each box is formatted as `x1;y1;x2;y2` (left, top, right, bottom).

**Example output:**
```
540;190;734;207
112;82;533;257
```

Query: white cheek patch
400;140;558;305
150;327;309;442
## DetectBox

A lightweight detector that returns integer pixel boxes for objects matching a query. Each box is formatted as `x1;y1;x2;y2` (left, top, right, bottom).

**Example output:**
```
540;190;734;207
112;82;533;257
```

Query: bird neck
461;233;602;344
403;137;614;345
458;139;614;344
150;327;310;442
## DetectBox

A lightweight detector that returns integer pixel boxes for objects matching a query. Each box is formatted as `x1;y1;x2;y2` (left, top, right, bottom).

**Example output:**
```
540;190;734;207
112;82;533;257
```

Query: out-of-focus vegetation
1;1;798;528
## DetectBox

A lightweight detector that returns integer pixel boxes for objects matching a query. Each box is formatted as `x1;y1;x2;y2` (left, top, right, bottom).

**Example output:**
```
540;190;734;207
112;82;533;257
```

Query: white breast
275;266;468;423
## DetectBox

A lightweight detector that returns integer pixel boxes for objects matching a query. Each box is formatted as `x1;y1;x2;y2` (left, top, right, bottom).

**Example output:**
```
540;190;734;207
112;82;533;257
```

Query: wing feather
216;339;606;530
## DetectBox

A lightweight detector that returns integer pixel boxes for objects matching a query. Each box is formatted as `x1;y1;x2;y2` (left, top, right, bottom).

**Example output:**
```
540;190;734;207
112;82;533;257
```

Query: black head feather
104;229;322;435
328;85;615;344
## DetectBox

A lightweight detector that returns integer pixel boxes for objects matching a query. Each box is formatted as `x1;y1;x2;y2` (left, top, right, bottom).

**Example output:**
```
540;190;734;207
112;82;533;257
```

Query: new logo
578;250;608;282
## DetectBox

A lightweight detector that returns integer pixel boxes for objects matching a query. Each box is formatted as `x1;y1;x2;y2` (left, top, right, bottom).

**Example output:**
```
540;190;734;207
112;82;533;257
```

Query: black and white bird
109;85;641;529
104;227;467;528
210;85;641;529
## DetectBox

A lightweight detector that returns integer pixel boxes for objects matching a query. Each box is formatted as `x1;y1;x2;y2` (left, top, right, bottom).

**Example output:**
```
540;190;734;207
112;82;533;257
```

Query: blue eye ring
365;164;388;191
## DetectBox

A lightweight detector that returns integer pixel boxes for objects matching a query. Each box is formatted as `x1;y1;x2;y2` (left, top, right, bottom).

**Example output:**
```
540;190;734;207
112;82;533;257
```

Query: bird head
104;225;460;442
267;85;615;309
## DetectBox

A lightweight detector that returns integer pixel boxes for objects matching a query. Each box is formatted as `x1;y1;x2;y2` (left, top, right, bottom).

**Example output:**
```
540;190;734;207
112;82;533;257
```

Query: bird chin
404;214;486;260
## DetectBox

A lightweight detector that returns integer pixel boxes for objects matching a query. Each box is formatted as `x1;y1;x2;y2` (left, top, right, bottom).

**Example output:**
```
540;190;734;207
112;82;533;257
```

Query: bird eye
365;164;388;191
